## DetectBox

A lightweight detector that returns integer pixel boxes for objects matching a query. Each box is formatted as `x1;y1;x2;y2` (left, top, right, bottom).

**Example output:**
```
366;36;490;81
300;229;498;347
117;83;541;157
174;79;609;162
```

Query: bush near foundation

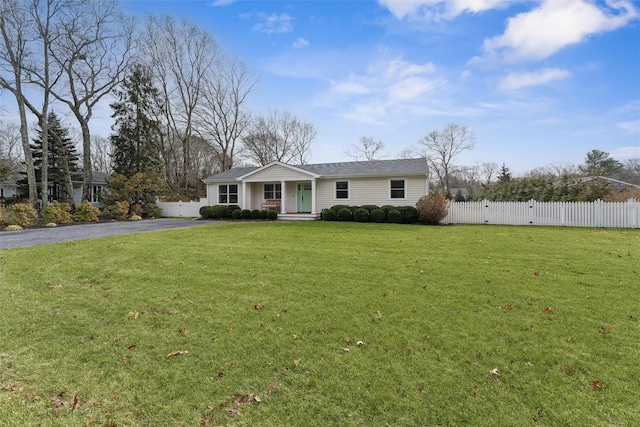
353;208;370;223
416;194;449;225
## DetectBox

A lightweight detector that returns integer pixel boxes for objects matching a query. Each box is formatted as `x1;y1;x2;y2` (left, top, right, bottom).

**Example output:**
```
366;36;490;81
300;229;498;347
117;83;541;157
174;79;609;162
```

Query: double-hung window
264;183;281;199
219;184;238;204
335;181;349;199
390;179;405;199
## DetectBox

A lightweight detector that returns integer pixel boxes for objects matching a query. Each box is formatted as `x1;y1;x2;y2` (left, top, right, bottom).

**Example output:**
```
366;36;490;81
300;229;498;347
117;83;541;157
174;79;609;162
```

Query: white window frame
263;183;282;200
335;180;350;200
218;184;238;204
389;179;406;200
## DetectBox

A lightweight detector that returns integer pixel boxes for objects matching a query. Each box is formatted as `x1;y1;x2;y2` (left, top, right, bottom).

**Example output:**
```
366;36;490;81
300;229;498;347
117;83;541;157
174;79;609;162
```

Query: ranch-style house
203;158;430;218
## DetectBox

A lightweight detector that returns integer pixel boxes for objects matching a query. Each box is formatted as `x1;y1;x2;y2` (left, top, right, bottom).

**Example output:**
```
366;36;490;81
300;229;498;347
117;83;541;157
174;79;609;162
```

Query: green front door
297;183;312;213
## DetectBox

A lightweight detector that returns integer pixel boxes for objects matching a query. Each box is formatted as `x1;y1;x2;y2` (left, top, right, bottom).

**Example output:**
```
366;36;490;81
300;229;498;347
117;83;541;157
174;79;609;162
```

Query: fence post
529;199;535;225
483;200;489;224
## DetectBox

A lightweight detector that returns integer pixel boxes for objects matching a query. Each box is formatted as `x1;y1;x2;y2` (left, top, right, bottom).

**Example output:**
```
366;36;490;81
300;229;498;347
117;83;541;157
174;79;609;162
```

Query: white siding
245;164;312;182
316;176;427;210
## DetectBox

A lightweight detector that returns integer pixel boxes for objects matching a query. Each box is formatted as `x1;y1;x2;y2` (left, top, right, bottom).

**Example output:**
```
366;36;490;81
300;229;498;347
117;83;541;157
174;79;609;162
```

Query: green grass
0;222;638;426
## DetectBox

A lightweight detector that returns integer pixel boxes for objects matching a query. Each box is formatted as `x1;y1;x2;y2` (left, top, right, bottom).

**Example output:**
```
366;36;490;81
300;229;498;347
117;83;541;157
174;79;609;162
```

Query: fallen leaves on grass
223;393;262;417
166;350;189;358
592;380;606;390
490;368;499;376
1;382;23;393
71;395;80;412
124;311;139;320
598;325;613;334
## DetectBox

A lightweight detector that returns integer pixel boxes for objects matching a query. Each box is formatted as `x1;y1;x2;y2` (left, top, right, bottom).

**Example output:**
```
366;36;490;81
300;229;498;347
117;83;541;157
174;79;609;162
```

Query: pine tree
20;112;81;203
110;64;163;177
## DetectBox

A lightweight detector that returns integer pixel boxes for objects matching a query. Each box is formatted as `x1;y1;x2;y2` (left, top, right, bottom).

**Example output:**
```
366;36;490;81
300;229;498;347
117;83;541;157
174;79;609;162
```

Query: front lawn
0;222;638;426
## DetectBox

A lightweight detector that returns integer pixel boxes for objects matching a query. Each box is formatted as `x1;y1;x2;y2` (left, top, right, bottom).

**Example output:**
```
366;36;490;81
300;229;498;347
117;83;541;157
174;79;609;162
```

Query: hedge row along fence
199;205;278;221
321;204;419;224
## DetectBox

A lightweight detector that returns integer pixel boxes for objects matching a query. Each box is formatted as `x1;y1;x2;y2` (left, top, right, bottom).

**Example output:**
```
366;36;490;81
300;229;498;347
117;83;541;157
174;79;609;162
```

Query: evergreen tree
20;112;81;203
110;64;163;177
579;149;623;177
497;163;512;183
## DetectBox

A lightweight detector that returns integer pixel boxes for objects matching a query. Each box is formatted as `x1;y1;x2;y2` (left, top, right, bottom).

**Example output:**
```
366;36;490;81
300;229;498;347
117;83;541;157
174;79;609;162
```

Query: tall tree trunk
17;92;38;207
80;121;92;202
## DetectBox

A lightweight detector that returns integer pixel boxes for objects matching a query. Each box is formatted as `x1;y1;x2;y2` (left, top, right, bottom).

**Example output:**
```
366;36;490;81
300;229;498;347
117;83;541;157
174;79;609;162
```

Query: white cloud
293;37;309;49
378;0;520;21
481;0;639;62
324;56;449;124
610;146;640;158
210;0;235;6
253;13;293;34
617;121;640;134
498;68;571;90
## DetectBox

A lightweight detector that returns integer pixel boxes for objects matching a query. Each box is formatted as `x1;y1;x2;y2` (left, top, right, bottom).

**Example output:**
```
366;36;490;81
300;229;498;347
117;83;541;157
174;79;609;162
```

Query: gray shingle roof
204;158;428;182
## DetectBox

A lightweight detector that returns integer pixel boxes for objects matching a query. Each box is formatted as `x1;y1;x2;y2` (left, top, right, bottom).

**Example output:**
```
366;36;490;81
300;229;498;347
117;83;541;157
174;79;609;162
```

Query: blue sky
3;0;639;174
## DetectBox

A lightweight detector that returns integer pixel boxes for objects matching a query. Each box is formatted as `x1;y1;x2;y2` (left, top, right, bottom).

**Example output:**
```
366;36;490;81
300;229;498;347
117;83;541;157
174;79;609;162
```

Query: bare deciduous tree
0;120;23;165
242;110;316;166
481;161;499;185
48;0;134;201
0;0;38;205
142;15;218;189
346;136;386;161
90;134;111;173
418;123;476;194
195;55;257;172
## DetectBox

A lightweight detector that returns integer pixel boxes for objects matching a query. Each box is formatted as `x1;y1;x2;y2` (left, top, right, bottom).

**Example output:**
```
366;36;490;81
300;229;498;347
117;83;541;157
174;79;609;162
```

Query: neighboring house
580;176;640;191
0;177;19;200
203;158;430;217
73;171;109;207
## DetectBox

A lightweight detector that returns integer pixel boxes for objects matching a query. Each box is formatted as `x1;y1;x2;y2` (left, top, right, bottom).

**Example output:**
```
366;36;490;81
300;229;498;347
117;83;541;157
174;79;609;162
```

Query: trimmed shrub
259;210;268;219
226;204;241;217
0;207;6;226
75;200;101;222
331;205;350;213
41;201;73;224
337;207;353;221
251;209;261;219
266;210;278;220
4;224;22;231
129;214;142;221
380;205;396;214
5;203;38;227
199;206;209;218
102;201;128;220
212;205;228;219
145;203;162;218
353;208;370;223
241;209;252;219
360;205;380;213
387;209;402;224
416;194;449;225
398;206;419;224
322;208;337;221
370;208;386;223
231;209;242;220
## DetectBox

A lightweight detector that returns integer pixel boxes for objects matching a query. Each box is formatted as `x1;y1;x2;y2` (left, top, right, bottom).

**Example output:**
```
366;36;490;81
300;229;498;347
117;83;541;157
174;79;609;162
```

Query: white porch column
242;181;247;209
280;180;286;213
311;178;317;214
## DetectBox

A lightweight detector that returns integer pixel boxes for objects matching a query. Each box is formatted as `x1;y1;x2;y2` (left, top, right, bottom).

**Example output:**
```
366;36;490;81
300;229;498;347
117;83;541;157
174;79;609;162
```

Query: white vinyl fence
444;199;639;228
156;200;208;218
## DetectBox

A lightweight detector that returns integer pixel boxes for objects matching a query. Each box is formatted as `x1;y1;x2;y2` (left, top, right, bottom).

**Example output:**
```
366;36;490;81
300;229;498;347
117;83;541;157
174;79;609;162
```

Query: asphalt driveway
0;219;213;250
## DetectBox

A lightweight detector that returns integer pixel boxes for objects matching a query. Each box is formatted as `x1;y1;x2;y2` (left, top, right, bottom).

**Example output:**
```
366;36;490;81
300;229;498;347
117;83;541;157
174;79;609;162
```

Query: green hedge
324;204;420;224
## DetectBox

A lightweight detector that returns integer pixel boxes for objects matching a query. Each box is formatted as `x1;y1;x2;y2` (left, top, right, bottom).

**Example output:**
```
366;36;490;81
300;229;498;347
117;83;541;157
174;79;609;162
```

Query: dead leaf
166;350;189;358
342;348;350;353
253;304;265;310
124;311;139;320
490;368;499;376
266;383;275;395
533;271;540;276
524;361;534;367
179;328;189;336
592;380;605;390
127;344;137;350
71;395;80;412
544;307;552;313
226;404;242;416
1;383;23;393
356;340;364;346
598;325;613;334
